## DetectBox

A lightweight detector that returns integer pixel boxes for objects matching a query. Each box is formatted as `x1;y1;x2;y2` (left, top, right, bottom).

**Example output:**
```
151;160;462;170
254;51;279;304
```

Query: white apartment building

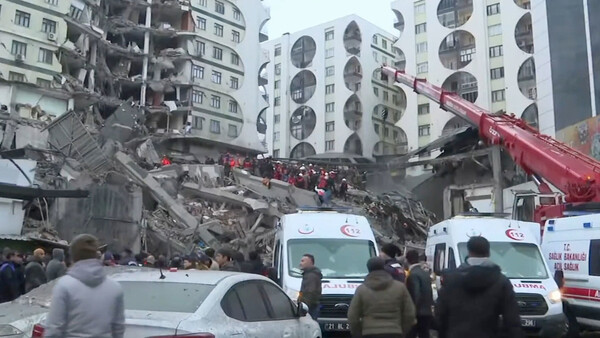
0;0;74;119
261;15;408;159
391;0;537;156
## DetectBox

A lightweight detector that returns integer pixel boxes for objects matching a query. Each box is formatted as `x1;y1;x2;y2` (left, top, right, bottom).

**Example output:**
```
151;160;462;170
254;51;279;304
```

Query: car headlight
548;289;562;304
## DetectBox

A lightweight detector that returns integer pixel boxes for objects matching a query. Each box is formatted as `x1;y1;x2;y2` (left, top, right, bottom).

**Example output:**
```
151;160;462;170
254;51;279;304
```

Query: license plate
322;322;350;331
521;318;536;327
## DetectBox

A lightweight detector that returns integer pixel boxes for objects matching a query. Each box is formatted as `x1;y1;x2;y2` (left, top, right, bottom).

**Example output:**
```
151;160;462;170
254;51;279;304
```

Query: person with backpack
0;250;24;303
380;243;406;282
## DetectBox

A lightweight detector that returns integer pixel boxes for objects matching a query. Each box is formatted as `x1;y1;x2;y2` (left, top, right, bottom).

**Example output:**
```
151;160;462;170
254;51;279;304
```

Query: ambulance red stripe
562;286;600;302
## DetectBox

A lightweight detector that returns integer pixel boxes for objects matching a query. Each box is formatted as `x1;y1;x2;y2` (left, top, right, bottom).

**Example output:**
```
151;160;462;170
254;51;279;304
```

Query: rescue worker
380;243;406;282
339;178;349;201
348;257;416;338
406;250;434;338
435;236;524;338
298;254;322;319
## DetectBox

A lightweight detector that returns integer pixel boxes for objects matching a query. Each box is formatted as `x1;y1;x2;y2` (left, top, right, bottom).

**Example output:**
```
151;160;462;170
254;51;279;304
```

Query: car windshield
458;242;549;279
288;238;377;278
119;281;214;313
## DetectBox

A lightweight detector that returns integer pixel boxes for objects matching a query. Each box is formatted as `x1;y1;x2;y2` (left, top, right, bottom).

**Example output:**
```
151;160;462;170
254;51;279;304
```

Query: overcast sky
262;0;395;39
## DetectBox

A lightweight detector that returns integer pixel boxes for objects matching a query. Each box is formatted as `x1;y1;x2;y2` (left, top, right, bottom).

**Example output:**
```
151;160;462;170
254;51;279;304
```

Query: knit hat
70;234;99;263
381;243;401;259
366;257;385;272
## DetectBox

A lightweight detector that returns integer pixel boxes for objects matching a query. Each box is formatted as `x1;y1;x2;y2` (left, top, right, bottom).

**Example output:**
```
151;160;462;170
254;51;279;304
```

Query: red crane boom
381;65;600;220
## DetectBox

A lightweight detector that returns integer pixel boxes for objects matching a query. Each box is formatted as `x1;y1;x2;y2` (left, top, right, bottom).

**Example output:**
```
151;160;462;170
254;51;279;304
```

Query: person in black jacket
247;251;265;275
24;248;47;293
0;251;24;303
298;254;322;319
406;250;434;338
380;243;406;282
435;236;524;338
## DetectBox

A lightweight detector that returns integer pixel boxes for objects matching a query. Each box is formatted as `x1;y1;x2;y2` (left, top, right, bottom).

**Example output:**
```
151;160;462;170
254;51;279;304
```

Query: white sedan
0;267;322;338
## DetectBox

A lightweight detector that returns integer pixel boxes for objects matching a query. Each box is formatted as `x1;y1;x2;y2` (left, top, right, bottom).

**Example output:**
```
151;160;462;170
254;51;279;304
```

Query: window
192;116;203;129
232;30;240;43
325;121;335;132
392;94;399;105
374;87;379;97
488;24;502;36
228;124;238;137
211;95;221;108
374;124;380;134
382;56;388;65
415;23;427;34
192;65;204;80
274;47;281;57
325;103;335;112
215;1;225;14
214;24;224;37
417;62;428;73
196;41;205;56
120;282;214;313
199;0;207;6
192;90;203;103
233;9;241;21
433;243;446;275
373;51;379;62
418;124;431;136
418;104;430;115
492;89;505;102
69;5;82;20
274;115;280;123
325;84;335;94
393;130;399;140
228;100;238;113
274;64;281;75
325;140;335;151
372;35;378;44
9;72;25;82
212;71;222;84
42;19;57;34
210;120;221;134
273;149;280;158
382;40;387;49
460;48;475;63
36;78;51;88
384;127;390;137
487;3;500;16
383;91;389;101
489;45;503;58
325;48;334;58
197;17;206;30
416;42;428;53
231;53;240;65
213;47;223;60
273;132;280;141
15;10;30;28
38;48;53;64
46;0;58;5
274;80;280;89
415;3;425;14
274;97;281;107
591;240;600;276
326;66;335;77
490;67;504;79
11;40;27;57
229;282;270;321
230;77;239;89
448;248;457;270
325;30;334;41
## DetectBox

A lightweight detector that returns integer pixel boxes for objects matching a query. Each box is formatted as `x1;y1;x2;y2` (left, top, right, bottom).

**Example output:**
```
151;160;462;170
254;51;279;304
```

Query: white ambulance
426;215;567;336
272;208;378;334
542;214;600;331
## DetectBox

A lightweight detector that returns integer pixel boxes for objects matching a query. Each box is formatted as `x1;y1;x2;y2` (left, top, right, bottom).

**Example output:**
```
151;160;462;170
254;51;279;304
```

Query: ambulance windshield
288;238;377;278
458;242;549;279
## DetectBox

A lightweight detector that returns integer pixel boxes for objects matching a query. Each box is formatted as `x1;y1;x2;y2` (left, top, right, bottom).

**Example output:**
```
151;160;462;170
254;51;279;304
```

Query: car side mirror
297;302;309;317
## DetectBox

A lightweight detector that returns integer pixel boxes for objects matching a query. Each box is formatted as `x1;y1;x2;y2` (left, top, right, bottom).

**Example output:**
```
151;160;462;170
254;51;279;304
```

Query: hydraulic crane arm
381;65;600;204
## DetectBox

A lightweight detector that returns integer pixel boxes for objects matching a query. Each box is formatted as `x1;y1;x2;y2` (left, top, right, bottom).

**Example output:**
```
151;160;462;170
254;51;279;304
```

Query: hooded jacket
347;270;416;336
45;249;67;282
24;256;47;293
44;259;125;338
435;258;524;338
299;266;322;307
406;264;434;317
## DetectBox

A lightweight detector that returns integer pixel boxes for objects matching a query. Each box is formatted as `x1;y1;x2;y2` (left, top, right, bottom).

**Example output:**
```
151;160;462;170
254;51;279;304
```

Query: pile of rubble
0;103;436;258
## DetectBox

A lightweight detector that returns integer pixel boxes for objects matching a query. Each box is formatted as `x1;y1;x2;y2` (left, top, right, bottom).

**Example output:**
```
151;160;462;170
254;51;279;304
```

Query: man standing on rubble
298;254;322;319
44;234;125;338
215;248;241;272
380;243;406;282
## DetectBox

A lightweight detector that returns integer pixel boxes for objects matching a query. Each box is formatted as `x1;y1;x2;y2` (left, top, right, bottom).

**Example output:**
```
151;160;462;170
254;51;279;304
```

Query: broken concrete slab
232;169;318;207
15;125;48;149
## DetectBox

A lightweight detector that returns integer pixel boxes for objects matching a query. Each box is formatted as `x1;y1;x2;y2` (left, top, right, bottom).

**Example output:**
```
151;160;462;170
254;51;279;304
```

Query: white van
273;208;378;334
542;214;600;330
426;215;567;336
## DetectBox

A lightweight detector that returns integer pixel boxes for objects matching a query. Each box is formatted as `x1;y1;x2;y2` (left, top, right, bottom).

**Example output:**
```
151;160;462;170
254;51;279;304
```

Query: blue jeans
308;304;320;320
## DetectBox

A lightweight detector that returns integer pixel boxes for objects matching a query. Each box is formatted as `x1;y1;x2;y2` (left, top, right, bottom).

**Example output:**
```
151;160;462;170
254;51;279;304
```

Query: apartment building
261;15;407;159
533;0;600;158
0;0;74;119
391;0;537;157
